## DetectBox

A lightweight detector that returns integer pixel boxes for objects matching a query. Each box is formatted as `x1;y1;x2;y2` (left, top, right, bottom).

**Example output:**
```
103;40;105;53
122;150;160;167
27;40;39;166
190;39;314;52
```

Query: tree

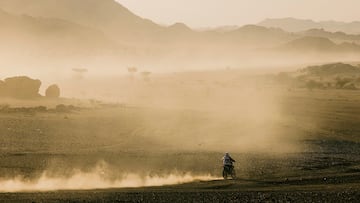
127;67;138;80
335;77;352;89
306;80;324;90
343;82;357;90
276;72;292;84
141;71;152;82
72;68;88;79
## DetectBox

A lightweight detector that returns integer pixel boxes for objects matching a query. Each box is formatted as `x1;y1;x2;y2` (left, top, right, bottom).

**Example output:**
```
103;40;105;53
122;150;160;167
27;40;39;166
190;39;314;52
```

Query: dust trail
0;174;218;192
0;165;218;192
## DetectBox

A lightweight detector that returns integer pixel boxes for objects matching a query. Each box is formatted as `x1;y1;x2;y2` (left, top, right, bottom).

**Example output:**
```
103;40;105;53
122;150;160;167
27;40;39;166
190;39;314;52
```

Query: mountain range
0;8;118;54
300;29;360;44
259;18;360;34
0;0;359;71
282;36;360;53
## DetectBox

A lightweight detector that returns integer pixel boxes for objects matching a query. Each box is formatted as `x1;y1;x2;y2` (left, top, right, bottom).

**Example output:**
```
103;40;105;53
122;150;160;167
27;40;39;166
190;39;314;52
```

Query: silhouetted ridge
301;63;360;76
286;36;336;50
259;17;360;34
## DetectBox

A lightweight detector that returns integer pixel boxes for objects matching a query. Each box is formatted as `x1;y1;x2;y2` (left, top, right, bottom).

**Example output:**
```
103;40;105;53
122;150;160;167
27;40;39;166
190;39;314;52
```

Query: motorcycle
222;165;236;180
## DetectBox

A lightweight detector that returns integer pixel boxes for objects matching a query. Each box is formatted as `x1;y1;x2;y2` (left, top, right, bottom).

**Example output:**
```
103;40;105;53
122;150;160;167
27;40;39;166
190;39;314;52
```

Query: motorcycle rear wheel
222;170;228;180
231;169;236;179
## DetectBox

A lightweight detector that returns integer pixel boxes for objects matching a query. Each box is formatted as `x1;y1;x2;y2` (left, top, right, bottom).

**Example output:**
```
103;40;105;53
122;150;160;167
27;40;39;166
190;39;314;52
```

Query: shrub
335;77;353;88
306;80;324;90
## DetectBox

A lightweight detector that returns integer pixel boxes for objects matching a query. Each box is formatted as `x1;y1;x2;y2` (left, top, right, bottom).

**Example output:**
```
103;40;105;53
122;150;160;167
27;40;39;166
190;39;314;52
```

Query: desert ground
0;67;359;202
1;1;360;202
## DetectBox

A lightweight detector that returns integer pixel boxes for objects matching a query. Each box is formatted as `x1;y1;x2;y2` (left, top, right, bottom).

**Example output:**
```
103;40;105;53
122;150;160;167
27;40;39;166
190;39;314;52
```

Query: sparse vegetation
273;63;360;90
0;104;81;114
335;77;353;89
141;71;152;82
127;67;138;81
72;68;88;79
301;63;360;76
306;79;324;90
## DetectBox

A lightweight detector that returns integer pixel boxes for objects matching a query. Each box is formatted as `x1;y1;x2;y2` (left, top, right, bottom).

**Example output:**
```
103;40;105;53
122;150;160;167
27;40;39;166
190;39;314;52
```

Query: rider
222;152;235;168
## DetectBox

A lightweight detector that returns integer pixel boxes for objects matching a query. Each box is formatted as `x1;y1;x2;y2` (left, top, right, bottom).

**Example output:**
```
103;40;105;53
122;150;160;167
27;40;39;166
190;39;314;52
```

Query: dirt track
1;89;360;202
1;190;358;203
1;175;359;203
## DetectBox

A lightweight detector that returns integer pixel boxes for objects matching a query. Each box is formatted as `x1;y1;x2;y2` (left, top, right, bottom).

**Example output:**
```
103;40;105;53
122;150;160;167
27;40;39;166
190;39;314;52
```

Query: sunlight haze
1;0;360;201
116;0;360;27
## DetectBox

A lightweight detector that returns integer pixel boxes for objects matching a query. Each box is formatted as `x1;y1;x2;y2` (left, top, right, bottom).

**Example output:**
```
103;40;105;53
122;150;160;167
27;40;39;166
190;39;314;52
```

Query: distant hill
300;63;360;76
288;63;360;90
284;37;337;51
300;29;360;43
0;0;297;47
1;0;357;50
230;25;289;39
224;25;296;48
0;0;359;70
259;18;360;34
210;25;240;33
282;36;360;52
168;23;192;32
0;0;165;44
0;9;119;56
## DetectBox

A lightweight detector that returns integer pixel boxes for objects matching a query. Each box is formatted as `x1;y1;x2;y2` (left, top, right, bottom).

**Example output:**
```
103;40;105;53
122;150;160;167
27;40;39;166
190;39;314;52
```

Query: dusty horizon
116;0;360;28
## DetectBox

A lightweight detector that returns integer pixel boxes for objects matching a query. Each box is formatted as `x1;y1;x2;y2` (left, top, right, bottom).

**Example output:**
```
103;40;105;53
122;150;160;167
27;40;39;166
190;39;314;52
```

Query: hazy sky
116;0;360;28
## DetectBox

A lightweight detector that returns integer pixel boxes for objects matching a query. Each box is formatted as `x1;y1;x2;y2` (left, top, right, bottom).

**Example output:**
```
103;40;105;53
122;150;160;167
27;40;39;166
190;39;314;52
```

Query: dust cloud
0;162;218;192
